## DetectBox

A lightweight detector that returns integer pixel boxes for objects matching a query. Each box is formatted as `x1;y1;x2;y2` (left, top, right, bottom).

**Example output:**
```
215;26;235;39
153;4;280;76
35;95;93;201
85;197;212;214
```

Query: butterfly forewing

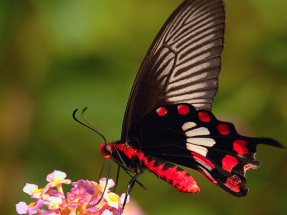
121;0;225;143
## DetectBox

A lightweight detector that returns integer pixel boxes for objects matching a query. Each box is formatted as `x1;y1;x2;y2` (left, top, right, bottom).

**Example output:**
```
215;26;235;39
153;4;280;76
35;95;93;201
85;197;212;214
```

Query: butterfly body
98;0;283;199
105;142;200;193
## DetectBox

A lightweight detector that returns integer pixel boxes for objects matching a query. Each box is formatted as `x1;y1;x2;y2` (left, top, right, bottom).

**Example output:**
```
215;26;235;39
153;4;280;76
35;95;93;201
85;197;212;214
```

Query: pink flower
46;170;71;187
102;209;112;215
43;196;62;210
16;170;135;215
104;192;120;209
72;179;94;195
16;200;43;215
99;178;115;191
39;210;58;215
23;183;46;199
120;194;130;205
16;202;28;214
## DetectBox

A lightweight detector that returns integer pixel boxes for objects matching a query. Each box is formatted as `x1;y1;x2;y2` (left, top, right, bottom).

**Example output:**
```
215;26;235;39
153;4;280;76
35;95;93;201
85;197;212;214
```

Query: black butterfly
98;0;283;201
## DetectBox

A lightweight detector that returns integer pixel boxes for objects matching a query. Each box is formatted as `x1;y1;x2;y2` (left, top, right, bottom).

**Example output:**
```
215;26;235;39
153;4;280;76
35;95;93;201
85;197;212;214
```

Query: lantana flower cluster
16;170;129;215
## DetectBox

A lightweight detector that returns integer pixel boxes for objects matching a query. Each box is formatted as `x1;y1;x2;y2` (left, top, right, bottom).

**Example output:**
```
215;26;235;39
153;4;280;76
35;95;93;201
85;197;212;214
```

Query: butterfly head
100;143;113;159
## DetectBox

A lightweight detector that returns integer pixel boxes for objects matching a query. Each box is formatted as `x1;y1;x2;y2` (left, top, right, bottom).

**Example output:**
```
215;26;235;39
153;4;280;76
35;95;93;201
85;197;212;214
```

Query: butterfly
98;0;283;201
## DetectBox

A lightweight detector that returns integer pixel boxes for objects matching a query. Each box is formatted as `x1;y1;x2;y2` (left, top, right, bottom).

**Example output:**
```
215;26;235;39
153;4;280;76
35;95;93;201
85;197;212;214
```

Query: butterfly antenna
73;108;107;143
81;107;107;143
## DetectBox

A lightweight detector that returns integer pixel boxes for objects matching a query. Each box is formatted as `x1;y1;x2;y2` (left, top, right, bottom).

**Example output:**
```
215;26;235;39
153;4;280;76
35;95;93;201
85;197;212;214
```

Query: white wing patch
186;127;210;137
187;138;215;147
183;122;215;156
186;144;208;157
182;122;197;131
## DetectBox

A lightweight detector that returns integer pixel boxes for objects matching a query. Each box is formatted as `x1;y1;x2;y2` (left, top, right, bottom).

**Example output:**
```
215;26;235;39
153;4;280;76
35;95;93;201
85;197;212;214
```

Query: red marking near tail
233;140;248;154
177;104;189;115
156;107;167;116
222;155;239;172
198;112;210;122
191;152;215;169
225;175;241;193
217;124;230;135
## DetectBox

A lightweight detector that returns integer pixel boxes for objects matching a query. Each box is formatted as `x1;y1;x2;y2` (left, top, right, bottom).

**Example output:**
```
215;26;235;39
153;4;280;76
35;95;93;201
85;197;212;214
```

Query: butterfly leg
93;158;113;206
120;170;142;215
113;165;121;192
112;143;146;189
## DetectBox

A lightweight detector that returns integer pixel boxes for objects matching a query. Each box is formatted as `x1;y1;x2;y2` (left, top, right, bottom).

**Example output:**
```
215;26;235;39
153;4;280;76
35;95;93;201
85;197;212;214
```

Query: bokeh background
1;0;287;214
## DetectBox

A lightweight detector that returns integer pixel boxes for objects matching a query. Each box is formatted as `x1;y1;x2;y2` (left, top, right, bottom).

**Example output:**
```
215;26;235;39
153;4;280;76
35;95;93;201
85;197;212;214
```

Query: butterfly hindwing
129;103;282;196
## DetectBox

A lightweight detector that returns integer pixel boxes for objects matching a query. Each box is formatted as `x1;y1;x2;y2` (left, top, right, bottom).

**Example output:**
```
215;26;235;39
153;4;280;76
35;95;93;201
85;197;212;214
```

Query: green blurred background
1;0;287;214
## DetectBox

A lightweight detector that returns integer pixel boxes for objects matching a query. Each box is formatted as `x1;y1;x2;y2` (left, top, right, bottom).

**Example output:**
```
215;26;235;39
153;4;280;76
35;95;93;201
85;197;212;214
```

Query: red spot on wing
225;175;241;193
156;107;167;116
222;155;239;172
198;112;210;122
233;140;248;154
191;152;215;169
217;124;230;135
177;104;189;115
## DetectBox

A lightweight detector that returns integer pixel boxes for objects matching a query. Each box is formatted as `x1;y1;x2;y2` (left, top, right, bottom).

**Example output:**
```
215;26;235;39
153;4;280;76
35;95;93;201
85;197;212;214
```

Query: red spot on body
156;107;167;116
217;124;230;135
137;152;144;161
191;152;215;169
233;140;248;154
222;155;239;172
126;147;134;159
225;175;241;193
198;112;210;122
177;104;189;115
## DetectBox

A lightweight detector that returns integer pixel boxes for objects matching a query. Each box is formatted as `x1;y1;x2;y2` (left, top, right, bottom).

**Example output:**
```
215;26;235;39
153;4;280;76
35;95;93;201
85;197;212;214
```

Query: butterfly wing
121;0;225;143
130;103;283;197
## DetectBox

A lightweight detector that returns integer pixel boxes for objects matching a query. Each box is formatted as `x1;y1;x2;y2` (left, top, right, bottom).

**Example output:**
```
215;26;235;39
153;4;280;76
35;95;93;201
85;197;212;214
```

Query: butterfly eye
100;143;113;159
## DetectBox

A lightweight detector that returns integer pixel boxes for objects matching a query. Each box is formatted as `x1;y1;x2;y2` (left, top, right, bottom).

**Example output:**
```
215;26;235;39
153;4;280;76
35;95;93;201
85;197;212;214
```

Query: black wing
131;103;283;197
121;0;225;143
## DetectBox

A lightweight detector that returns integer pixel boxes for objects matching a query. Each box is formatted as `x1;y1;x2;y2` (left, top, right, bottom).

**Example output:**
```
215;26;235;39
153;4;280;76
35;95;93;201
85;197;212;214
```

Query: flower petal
99;178;115;191
16;202;28;214
46;170;67;182
23;183;38;195
105;193;119;209
43;196;62;210
102;209;112;215
40;210;58;215
120;193;130;205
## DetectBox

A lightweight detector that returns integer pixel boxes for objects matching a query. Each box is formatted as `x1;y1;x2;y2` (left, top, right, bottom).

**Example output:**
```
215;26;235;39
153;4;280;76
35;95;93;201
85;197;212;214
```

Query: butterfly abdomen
144;156;200;193
115;143;200;193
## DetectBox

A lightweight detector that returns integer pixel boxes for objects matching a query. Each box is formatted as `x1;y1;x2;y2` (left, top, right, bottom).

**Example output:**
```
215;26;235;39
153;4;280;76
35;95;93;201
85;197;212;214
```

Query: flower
16;170;130;215
23;183;44;199
16;200;43;215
